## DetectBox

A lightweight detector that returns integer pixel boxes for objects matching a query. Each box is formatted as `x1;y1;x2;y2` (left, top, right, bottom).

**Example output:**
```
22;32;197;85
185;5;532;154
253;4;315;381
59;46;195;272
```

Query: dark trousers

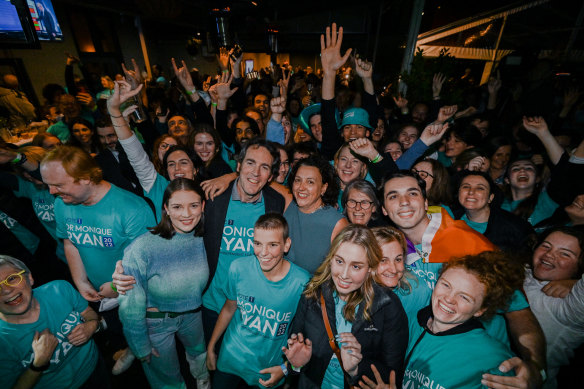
213;369;282;389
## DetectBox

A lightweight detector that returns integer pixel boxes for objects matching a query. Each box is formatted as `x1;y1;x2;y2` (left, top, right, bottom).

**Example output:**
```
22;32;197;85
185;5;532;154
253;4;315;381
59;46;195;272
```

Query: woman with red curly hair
402;251;525;389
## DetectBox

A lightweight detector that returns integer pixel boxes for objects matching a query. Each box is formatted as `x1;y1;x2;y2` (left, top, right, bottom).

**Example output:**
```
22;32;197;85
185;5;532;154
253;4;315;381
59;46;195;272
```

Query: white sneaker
196;377;211;389
111;348;135;375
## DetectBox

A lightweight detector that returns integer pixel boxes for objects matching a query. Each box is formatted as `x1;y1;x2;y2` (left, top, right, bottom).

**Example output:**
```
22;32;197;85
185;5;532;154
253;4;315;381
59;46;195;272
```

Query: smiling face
166;150;196;180
508;160;537;191
431;267;486;333
41;161;92;204
336;147;366;187
445;133;470;158
458;175;493;212
346;188;376;225
254;94;270;118
330;242;370;301
0;265;35;322
292;165;327;213
374;241;404;288
237;145;274;202
164;190;204;234
398;126;419;150
491;145;512;170
533;231;581;281
235;121;256;147
253;228;292;274
342;124;369;142
382;176;428;232
372;119;386;142
71;123;93;145
384;142;403;161
193;133;217;163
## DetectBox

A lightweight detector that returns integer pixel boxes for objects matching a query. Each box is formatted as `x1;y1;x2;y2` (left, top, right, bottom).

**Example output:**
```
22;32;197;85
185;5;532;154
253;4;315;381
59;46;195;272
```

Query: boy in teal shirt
206;213;310;388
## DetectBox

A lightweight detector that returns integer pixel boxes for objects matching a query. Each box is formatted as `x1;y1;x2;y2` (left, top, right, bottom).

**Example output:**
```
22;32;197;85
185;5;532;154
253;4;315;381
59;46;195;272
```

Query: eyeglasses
346;199;374;210
0;270;26;290
280;160;290;167
412;168;434;180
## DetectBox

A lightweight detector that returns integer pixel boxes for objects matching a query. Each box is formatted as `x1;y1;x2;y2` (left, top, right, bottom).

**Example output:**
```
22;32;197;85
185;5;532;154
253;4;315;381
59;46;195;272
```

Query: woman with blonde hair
283;224;408;389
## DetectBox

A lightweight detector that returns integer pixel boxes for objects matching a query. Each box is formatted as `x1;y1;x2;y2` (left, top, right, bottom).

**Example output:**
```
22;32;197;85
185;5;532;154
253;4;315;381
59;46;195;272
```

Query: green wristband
110;282;117;293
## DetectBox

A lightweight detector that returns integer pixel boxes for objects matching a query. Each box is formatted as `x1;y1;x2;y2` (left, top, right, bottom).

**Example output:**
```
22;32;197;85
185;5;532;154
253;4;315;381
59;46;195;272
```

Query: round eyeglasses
346;199;374;210
412;168;434;180
0;270;26;290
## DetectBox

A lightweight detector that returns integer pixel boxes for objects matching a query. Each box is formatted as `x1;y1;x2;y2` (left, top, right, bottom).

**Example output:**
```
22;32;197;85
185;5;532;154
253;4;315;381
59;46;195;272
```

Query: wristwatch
29;361;50;372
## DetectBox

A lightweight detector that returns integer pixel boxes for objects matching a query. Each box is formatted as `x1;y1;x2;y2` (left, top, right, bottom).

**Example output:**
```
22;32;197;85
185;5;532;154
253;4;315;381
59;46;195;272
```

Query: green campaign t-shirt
404;310;514;389
14;177;65;261
55;185;155;289
0;280;98;389
202;197;265;313
461;214;488;234
218;256;309;387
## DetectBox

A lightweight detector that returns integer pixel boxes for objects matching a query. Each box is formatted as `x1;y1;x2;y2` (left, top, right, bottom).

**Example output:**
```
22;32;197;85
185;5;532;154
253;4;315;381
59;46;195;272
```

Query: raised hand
432;73;446;98
122;58;143;89
437;105;457;123
321;23;352;74
354;56;373;79
488;71;502;95
271;95;287;115
467;156;488;172
522;116;549;137
107;80;143;114
420;122;449;146
65;52;79;66
279;66;291;91
171;58;196;91
282;333;312;368
393;95;408;110
349;138;379;161
211;72;239;107
217;47;230;71
229;47;243;78
359;365;397;389
76;92;95;109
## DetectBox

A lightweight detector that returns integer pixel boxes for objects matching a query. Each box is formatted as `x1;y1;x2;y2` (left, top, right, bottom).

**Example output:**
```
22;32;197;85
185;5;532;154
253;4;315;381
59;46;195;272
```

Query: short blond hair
41;145;102;183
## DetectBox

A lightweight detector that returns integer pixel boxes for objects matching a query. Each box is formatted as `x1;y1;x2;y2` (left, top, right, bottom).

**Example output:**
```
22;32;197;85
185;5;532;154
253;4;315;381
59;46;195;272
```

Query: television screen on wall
27;0;63;41
0;0;40;48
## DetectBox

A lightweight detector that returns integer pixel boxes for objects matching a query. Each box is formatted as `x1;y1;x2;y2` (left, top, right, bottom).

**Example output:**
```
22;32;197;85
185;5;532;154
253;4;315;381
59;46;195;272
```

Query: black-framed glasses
0;270;26;290
346;199;374;210
412;168;434;180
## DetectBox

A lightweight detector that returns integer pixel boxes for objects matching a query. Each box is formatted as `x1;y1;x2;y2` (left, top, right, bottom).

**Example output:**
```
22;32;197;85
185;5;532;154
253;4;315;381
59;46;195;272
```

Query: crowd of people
0;21;583;389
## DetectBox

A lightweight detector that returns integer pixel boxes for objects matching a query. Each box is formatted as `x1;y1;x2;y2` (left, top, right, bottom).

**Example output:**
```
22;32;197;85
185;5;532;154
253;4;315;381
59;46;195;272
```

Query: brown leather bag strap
320;292;345;371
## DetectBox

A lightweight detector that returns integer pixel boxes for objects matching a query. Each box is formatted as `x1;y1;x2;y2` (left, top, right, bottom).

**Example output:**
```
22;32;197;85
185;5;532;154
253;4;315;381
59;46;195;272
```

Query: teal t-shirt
321;294;356;389
404;312;514;389
144;173;169;221
0;209;39;254
14;177;65;261
461;214;488;234
396;272;433;320
502;190;558;226
0;280;98;389
218;256;310;387
202;197;265;313
481;290;529;346
55;185;155;289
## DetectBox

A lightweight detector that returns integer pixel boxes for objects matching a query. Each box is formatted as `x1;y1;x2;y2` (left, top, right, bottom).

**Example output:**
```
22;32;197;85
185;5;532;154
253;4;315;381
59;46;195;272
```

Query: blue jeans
141;312;208;388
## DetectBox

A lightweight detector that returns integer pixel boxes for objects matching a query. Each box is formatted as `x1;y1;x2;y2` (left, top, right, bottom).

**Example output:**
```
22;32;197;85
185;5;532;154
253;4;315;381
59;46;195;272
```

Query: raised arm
522;116;563;165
